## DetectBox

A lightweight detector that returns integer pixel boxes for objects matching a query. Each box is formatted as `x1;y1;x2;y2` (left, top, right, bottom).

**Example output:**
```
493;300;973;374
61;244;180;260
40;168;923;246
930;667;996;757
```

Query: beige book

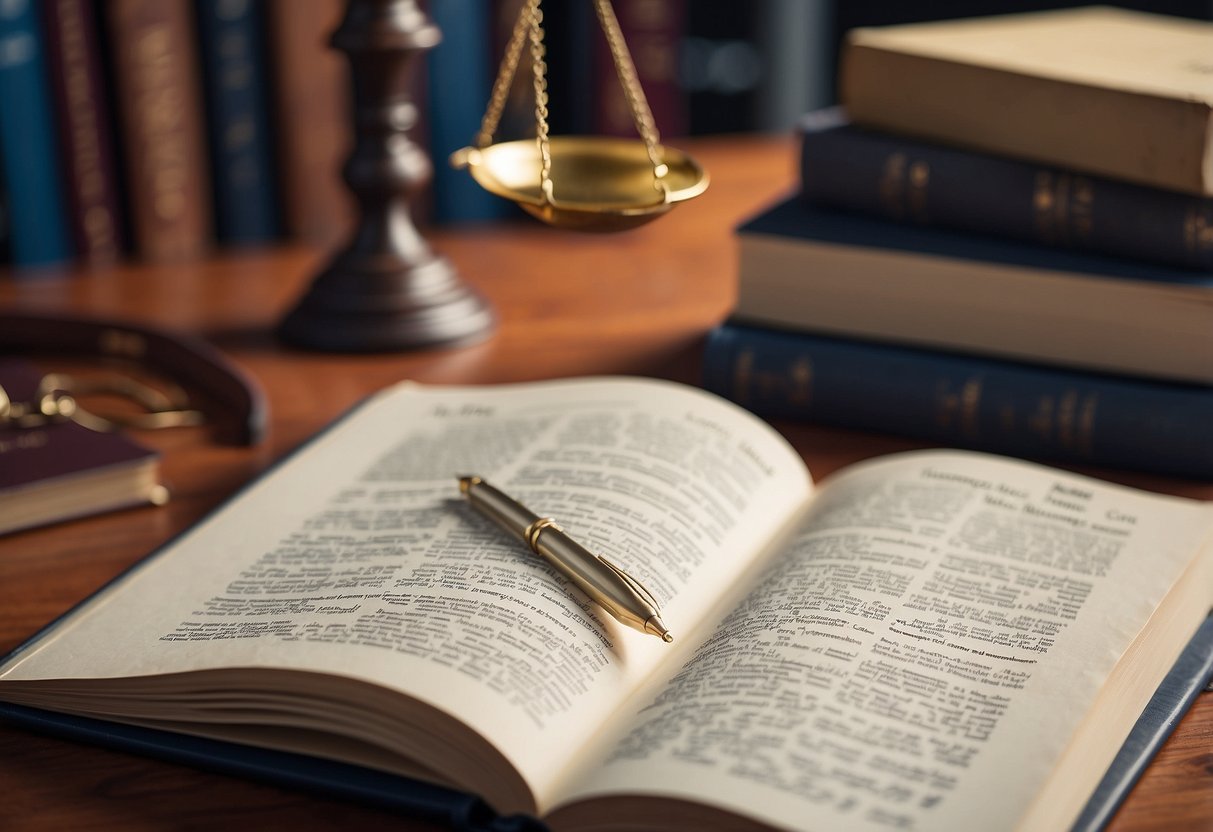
1;377;1211;831
841;7;1213;195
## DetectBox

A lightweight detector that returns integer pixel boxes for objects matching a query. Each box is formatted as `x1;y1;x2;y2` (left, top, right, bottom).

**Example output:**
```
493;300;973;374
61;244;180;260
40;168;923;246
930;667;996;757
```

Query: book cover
799;108;1213;272
41;0;125;264
104;0;212;262
0;360;162;536
427;0;508;224
841;7;1213;195
265;0;353;246
195;0;280;246
592;0;688;139
704;322;1213;481
5;608;1210;832
0;0;73;267
734;197;1213;385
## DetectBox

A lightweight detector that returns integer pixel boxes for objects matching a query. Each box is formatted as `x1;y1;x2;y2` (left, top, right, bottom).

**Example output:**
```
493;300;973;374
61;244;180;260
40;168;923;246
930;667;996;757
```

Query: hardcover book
0;0;73;267
0;361;163;536
195;0;280;245
703;322;1213;481
733;196;1213;385
840;7;1213;196
42;0;125;263
265;0;353;246
104;0;212;262
2;377;1212;831
798;108;1213;272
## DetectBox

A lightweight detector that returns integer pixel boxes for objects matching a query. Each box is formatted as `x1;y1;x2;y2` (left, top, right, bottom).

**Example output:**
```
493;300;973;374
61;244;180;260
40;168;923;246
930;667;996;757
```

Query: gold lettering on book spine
132;24;189;230
1184;206;1213;255
1035;173;1094;246
879;152;907;220
55;0;119;261
934;377;982;440
733;349;754;406
733;349;812;409
908;160;930;223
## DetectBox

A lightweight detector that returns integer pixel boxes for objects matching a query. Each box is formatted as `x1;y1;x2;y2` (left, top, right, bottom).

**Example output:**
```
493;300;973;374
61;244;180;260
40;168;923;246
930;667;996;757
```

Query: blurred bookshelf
0;0;1209;273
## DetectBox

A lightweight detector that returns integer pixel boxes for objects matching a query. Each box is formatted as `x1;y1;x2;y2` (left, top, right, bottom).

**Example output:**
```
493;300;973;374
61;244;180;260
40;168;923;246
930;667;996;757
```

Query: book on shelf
703;322;1213;481
195;0;280;246
104;0;212;262
840;7;1213;196
427;0;509;224
0;0;73;267
0;360;165;537
42;0;125;264
2;376;1213;831
265;0;353;246
733;196;1213;386
799;108;1213;272
593;0;688;139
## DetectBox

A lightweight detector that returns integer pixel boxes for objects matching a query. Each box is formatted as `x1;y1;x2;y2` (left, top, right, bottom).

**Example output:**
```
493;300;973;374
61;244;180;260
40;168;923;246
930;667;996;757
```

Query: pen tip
645;615;673;643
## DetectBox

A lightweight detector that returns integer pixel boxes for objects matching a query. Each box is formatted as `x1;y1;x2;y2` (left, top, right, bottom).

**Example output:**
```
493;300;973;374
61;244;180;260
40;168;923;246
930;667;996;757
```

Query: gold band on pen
525;517;561;554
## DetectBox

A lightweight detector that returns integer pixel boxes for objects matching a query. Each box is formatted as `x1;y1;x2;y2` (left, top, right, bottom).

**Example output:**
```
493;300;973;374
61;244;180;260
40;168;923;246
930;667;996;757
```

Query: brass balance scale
453;0;709;232
279;0;704;352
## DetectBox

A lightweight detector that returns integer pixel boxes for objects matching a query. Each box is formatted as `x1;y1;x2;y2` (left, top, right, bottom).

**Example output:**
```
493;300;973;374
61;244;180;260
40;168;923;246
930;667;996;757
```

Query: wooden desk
1;136;1209;831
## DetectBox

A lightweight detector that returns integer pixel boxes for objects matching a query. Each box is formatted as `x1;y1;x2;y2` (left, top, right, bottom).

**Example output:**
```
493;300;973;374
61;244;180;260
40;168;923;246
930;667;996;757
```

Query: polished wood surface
1;136;1210;831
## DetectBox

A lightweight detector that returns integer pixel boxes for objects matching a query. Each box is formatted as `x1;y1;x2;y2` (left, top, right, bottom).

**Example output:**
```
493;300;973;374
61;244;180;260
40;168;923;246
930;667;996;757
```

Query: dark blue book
1071;612;1213;832
799;108;1213;272
195;0;280;244
704;323;1213;480
427;0;508;224
3;613;1209;831
735;196;1213;386
0;0;73;266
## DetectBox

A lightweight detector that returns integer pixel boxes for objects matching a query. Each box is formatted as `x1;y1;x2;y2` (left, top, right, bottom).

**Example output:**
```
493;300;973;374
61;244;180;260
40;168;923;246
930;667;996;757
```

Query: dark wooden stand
278;0;494;352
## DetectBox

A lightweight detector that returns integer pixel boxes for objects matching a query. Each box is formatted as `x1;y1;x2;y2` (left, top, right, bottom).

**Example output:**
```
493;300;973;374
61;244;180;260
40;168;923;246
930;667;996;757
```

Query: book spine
194;0;279;246
0;0;73;267
800;115;1213;272
427;0;506;224
592;0;687;139
840;39;1212;196
703;324;1213;481
41;0;125;264
104;0;211;262
265;0;352;246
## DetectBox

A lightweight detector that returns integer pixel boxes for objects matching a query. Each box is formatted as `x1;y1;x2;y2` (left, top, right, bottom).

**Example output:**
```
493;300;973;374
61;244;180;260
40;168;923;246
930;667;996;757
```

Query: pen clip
598;555;660;610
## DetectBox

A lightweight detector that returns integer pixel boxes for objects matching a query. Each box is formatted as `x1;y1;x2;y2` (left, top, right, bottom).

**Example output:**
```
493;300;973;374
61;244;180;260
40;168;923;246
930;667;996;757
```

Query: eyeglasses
0;312;265;445
0;370;205;433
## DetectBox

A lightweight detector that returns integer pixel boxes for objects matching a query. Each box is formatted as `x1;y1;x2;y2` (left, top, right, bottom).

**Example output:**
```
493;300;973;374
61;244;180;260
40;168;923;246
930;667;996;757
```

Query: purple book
0;360;161;535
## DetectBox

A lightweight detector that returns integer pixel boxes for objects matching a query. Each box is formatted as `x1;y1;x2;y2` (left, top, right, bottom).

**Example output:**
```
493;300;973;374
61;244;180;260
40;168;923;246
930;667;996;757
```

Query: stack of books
705;7;1213;481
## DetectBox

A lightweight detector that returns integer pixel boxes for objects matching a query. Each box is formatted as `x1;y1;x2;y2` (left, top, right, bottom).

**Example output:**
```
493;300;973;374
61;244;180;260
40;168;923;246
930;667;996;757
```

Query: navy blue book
704;322;1213;480
799;108;1213;272
3;378;1213;831
1071;612;1213;832
4;611;1210;831
734;196;1213;386
0;0;73;266
195;0;280;245
427;0;508;224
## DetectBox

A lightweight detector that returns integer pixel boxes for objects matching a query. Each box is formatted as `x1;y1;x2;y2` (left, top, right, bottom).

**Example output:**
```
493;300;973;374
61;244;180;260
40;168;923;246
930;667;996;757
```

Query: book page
0;377;811;814
552;450;1213;831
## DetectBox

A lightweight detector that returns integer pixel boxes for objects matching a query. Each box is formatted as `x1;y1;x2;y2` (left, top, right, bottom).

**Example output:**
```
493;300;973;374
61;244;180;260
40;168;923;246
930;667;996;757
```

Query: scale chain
473;0;667;205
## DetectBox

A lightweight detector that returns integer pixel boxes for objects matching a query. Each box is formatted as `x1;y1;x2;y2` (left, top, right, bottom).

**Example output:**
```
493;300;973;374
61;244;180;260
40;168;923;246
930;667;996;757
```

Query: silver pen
458;476;673;643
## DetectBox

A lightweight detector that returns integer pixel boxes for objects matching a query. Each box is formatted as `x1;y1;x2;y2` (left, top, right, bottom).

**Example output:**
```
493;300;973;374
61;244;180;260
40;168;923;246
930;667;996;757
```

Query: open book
1;378;1211;831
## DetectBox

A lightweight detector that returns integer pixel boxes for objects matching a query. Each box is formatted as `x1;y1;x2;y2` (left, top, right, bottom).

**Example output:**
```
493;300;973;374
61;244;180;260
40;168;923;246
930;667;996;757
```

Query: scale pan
452;136;709;232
